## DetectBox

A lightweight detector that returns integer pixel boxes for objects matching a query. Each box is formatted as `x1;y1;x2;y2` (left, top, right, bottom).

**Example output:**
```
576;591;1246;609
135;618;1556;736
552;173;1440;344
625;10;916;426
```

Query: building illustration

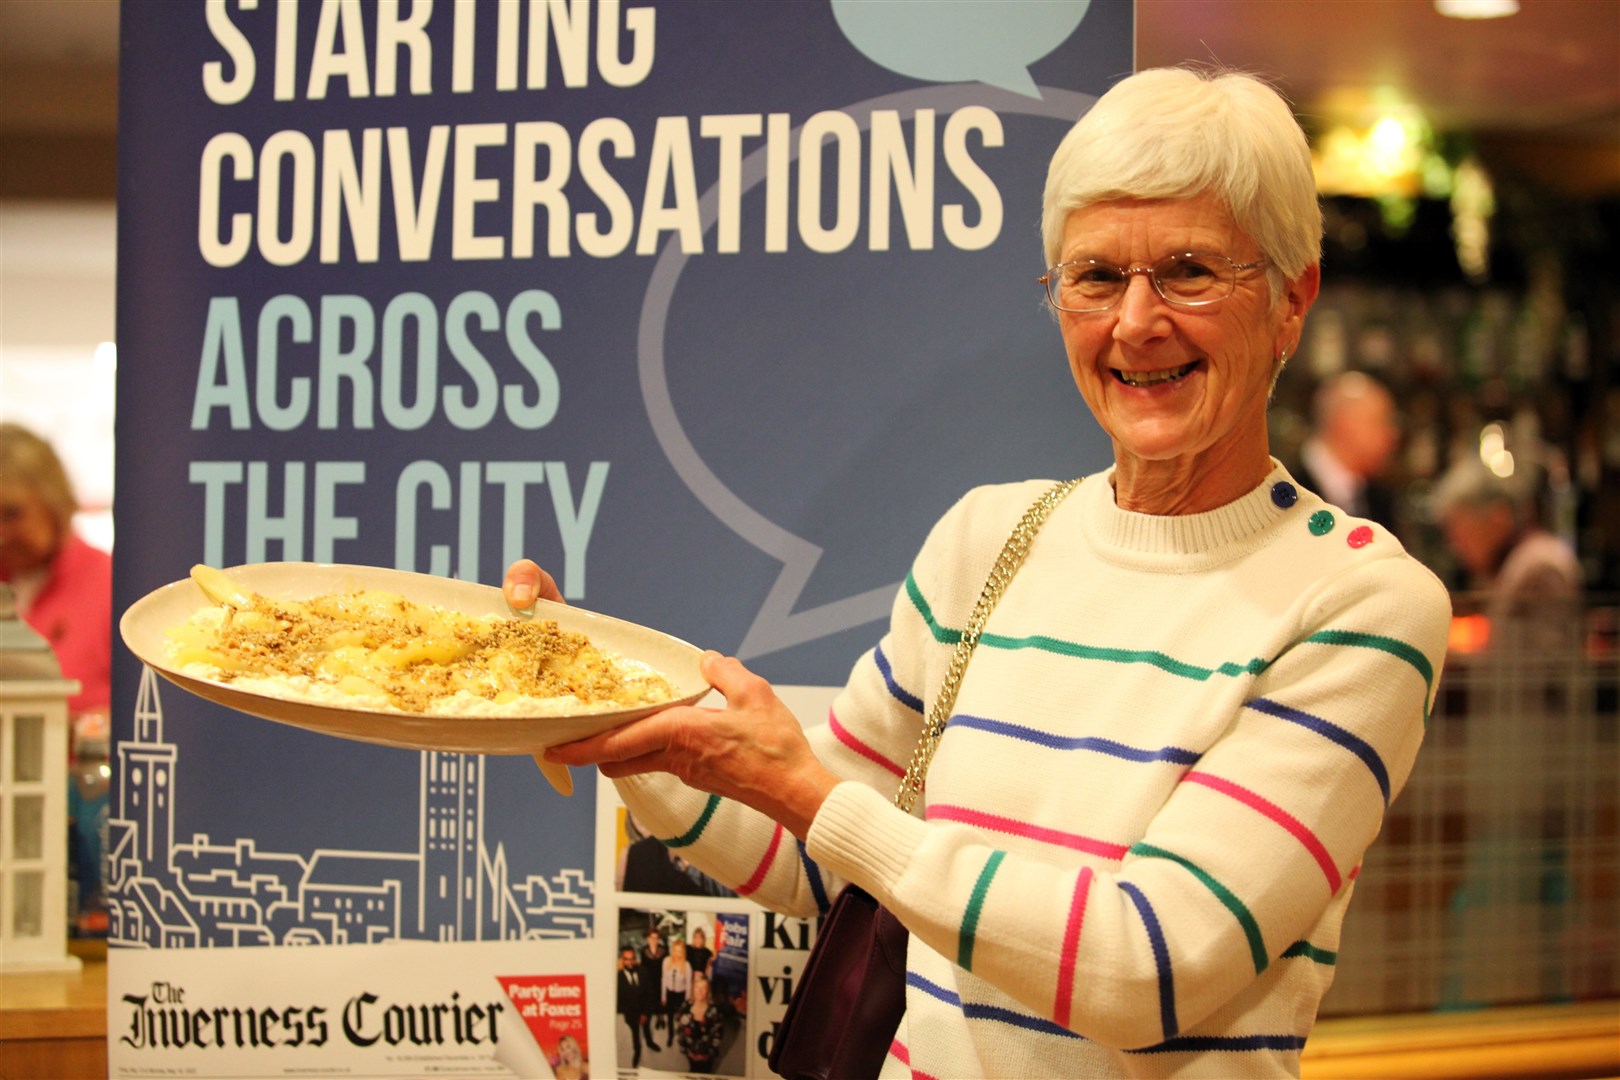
105;669;593;948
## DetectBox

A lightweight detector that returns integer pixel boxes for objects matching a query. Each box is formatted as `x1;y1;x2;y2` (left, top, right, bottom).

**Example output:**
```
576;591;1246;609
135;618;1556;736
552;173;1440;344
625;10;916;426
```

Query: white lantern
0;583;82;973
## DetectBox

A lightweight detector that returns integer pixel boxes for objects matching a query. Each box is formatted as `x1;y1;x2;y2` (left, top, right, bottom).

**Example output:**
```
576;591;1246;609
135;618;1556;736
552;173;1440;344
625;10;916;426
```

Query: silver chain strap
894;478;1083;813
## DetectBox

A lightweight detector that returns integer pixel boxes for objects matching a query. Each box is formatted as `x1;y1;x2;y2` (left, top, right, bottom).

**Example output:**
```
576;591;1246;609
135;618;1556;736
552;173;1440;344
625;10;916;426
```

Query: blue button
1270;481;1298;509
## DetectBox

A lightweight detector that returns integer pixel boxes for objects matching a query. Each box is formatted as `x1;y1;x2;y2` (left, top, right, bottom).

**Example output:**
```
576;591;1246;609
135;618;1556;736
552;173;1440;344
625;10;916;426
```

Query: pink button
1347;525;1374;549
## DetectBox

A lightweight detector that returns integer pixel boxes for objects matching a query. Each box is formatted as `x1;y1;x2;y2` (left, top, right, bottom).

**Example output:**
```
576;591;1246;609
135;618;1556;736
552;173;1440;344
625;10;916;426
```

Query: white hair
1041;66;1324;294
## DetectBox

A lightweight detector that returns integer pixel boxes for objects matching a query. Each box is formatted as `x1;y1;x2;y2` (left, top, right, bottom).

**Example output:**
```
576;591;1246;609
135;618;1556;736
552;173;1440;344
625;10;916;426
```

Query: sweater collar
1080;459;1299;571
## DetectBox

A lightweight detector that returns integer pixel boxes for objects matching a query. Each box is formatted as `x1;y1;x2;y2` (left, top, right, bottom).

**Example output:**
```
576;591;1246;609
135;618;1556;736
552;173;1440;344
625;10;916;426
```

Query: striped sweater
615;464;1451;1078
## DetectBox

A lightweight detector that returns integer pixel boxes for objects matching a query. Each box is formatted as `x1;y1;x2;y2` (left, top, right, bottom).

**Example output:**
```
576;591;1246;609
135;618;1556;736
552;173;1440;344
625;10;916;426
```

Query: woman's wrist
773;763;841;840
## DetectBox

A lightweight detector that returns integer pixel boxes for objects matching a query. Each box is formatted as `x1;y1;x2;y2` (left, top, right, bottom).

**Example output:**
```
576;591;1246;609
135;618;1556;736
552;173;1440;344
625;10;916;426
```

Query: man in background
616;945;648;1068
1293;371;1402;531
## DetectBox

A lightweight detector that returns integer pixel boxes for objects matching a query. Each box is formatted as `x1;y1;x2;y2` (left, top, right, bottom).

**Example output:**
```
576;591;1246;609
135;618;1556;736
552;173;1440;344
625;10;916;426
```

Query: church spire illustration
106;668;592;947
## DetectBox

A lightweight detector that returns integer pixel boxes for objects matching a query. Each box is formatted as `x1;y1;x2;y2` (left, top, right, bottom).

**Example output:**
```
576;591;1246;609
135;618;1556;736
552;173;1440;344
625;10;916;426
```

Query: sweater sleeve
610;489;1001;915
806;550;1451;1049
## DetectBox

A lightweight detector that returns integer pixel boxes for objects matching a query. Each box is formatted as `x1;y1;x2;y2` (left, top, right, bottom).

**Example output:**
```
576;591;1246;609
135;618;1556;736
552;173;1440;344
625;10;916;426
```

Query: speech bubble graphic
639;84;1101;662
831;0;1091;99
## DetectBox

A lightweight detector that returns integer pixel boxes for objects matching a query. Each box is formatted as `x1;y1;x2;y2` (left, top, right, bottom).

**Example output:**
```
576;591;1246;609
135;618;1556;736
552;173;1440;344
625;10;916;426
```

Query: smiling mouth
1111;361;1200;388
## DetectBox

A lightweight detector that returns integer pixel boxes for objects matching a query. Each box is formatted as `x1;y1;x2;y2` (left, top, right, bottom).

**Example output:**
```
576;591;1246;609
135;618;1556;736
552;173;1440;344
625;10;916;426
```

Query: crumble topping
165;588;677;716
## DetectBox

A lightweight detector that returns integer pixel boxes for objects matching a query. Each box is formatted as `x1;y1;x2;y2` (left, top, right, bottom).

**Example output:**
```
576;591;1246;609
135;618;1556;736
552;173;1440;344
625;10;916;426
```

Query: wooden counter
0;944;107;1080
1304;999;1620;1080
1;950;1614;1080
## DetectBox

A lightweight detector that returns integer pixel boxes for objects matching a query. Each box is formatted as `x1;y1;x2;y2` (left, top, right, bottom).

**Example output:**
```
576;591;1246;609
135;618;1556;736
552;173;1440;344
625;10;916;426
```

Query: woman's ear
1275;262;1321;356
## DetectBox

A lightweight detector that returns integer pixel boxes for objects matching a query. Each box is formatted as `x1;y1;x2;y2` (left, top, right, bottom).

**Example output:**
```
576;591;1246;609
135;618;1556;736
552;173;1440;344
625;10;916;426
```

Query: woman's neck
1111;441;1271;515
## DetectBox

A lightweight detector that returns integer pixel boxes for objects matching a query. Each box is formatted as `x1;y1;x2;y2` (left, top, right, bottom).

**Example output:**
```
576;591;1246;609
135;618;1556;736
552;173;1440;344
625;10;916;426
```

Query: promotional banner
112;2;1132;1074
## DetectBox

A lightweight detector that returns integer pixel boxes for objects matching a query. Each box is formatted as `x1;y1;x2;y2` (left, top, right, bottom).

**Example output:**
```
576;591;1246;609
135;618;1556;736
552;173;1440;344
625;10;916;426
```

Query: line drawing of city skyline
106;668;594;948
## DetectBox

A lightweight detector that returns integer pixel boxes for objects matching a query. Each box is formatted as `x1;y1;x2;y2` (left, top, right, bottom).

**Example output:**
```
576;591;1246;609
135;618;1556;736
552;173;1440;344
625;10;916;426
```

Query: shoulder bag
769;478;1082;1080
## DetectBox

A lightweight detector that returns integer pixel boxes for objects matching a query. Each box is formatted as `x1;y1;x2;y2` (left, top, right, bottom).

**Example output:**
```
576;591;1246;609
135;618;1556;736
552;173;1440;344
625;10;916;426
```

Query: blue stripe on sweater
873;642;924;714
907;971;962;1005
906;973;1083;1040
948;714;1200;765
1129;1034;1309;1054
1244;696;1392;806
1121;882;1178;1041
796;840;829;916
905;974;1304;1052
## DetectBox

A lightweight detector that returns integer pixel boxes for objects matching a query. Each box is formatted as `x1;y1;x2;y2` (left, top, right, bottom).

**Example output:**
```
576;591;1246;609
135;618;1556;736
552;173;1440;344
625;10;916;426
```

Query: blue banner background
111;0;1130;958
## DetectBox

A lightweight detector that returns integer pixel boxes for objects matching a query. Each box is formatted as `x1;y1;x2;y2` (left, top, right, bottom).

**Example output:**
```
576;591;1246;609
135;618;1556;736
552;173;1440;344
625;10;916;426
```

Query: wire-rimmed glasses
1040;252;1267;313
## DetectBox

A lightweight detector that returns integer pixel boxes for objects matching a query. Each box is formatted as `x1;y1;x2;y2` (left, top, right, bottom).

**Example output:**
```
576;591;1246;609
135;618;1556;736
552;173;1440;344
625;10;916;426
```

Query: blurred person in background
0;421;112;720
1433;456;1581;651
1431;457;1586;1009
1292;371;1402;532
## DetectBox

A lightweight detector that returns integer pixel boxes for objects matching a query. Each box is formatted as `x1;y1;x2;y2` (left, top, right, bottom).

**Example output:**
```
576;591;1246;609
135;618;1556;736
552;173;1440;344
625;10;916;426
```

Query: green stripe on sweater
907;572;961;645
662;795;722;849
1131;842;1269;975
1304;629;1435;717
959;850;1005;971
907;571;1268;681
909;574;1433;711
1281;940;1337;966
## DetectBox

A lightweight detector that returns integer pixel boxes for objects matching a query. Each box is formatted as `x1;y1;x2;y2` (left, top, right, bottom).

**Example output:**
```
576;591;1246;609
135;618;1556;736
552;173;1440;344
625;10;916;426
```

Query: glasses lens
1154;253;1234;304
1050;260;1125;311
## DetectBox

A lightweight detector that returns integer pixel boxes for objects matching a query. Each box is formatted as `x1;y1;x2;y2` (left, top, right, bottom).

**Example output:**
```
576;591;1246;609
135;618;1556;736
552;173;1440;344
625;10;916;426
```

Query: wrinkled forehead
1058;194;1250;262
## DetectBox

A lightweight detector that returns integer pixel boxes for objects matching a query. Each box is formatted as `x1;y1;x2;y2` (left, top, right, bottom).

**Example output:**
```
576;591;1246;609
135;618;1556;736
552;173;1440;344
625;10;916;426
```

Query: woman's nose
1112;274;1170;343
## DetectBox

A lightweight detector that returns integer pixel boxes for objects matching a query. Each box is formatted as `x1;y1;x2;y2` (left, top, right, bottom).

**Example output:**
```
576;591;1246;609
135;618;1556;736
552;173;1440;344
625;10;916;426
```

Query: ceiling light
1434;0;1519;18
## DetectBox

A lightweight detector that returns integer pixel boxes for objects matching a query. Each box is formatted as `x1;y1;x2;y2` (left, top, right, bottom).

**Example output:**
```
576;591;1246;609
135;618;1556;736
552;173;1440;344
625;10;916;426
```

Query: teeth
1115;362;1197;387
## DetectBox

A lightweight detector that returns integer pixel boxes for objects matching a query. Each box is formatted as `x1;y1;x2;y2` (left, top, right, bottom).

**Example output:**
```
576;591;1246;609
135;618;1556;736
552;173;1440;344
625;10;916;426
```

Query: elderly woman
0;422;112;718
507;67;1449;1078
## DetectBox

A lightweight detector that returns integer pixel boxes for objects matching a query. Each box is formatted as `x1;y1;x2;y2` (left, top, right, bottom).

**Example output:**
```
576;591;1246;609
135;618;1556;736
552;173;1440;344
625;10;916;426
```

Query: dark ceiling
1;0;1616;200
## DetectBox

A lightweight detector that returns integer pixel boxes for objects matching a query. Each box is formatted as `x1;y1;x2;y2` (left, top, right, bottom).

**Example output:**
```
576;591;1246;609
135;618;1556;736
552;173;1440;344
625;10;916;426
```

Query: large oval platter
119;562;709;756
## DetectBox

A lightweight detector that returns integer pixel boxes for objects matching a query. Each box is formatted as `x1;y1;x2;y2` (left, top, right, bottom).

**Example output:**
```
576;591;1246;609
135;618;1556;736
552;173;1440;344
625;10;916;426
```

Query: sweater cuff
805;780;928;901
613;772;709;839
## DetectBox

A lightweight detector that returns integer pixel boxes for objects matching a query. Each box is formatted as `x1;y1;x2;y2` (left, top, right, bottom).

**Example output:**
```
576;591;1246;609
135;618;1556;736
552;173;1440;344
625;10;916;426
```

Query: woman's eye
1162;257;1216;282
1070;265;1122;286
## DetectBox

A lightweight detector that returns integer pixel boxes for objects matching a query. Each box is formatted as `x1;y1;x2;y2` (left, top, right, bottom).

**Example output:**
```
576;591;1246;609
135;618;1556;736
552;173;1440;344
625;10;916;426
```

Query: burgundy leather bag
767;884;909;1080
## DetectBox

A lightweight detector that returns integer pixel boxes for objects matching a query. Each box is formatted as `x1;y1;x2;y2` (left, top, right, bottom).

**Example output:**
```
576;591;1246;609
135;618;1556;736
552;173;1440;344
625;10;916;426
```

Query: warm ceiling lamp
1434;0;1519;18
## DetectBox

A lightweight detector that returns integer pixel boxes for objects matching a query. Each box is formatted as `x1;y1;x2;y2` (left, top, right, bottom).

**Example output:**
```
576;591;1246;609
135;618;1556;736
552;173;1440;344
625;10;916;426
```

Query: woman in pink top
0;422;112;718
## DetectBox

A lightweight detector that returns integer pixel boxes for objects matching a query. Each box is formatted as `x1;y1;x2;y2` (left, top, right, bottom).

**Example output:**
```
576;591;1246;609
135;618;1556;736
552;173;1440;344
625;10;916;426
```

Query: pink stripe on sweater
829;707;906;778
1183;771;1341;892
927;804;1129;860
735;823;784;897
1054;865;1093;1027
890;1039;939;1080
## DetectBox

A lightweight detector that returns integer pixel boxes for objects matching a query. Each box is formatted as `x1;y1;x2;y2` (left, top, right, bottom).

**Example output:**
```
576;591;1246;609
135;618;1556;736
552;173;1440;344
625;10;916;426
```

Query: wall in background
0;200;117;551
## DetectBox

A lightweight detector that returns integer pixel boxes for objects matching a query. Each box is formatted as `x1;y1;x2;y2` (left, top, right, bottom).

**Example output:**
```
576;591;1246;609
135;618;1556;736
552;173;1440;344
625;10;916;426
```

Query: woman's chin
1110;426;1207;466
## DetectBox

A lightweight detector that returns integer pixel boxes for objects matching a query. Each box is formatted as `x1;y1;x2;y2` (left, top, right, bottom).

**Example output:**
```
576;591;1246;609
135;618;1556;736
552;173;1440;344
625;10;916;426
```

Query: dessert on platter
168;564;678;717
119;563;709;765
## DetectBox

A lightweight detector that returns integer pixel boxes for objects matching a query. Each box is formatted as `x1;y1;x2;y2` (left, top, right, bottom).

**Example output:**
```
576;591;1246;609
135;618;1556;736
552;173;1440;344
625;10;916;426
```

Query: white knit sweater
616;464;1451;1078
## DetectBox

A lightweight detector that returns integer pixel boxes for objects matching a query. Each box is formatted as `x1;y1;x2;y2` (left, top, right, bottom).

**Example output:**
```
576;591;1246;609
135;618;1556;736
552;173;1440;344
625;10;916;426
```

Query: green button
1309;510;1336;536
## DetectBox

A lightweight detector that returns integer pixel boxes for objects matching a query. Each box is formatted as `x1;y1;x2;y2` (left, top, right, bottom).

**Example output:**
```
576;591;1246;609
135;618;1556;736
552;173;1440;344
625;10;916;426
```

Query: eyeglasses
1039;252;1267;313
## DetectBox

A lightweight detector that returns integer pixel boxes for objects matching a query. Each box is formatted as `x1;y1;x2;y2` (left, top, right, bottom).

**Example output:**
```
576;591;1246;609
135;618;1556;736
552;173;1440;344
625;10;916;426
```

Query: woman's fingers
543;652;840;837
503;558;564;609
546;705;699;767
698;650;773;704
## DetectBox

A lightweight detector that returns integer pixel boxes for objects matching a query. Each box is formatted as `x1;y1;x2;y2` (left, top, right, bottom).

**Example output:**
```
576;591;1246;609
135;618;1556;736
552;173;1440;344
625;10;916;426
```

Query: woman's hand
544;651;840;839
503;558;564;609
